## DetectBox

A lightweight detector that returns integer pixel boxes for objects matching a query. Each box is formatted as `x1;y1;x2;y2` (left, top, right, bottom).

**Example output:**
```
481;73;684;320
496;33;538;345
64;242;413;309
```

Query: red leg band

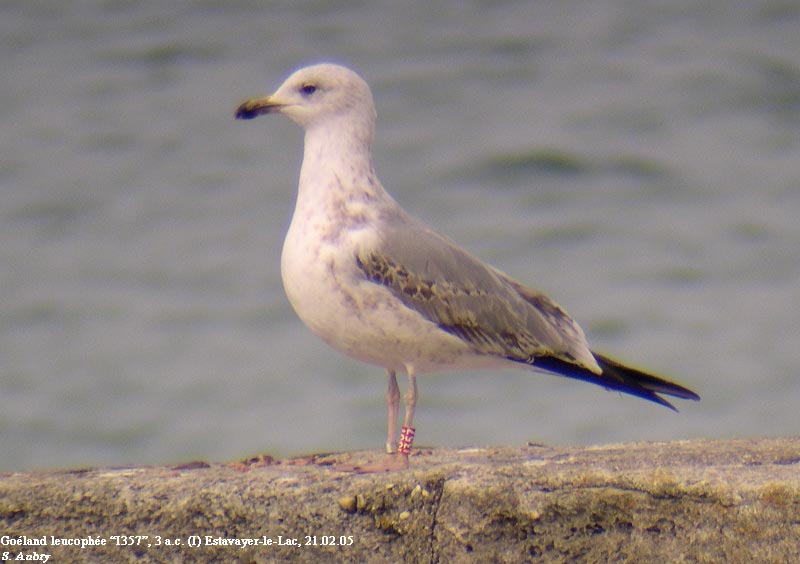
398;426;415;455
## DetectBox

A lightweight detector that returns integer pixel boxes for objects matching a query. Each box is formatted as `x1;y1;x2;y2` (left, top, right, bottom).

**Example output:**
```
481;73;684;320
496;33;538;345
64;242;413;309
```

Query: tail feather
532;352;700;411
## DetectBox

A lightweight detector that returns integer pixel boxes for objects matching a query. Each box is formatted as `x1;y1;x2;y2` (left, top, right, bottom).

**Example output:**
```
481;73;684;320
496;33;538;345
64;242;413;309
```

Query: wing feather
354;221;700;409
355;223;599;371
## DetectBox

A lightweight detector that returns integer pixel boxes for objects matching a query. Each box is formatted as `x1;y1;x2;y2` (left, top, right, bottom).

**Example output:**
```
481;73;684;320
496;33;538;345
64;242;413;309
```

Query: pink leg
336;370;417;473
403;371;417;428
335;369;417;473
397;371;417;458
385;370;400;454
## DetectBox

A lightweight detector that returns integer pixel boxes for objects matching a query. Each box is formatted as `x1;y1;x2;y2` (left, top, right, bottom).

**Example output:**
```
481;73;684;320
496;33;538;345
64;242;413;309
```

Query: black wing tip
639;386;700;411
638;381;701;407
593;352;700;403
531;353;700;411
650;386;700;412
675;388;702;402
642;391;679;411
607;382;680;412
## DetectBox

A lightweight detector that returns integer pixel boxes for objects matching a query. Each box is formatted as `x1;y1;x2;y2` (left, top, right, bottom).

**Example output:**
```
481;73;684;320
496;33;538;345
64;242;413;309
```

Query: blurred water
1;0;799;472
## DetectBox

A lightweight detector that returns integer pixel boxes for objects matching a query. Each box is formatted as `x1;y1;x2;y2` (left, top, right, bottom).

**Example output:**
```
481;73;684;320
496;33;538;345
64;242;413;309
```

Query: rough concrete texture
0;437;798;563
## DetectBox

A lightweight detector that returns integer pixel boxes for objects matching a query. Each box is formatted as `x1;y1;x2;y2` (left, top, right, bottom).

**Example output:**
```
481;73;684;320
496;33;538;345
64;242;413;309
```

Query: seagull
235;63;699;471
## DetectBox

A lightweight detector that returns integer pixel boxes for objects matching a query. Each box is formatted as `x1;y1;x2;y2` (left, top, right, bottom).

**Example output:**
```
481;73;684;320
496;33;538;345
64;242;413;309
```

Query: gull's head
235;64;376;132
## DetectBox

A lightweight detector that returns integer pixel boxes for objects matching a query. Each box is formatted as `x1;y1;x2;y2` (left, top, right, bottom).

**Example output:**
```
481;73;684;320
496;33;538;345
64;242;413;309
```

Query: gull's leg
385;370;400;454
397;370;418;460
403;371;418;428
335;369;416;473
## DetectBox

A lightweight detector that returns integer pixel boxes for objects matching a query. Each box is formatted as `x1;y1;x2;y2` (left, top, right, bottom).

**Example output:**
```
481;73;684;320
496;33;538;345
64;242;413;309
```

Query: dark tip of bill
235;106;256;120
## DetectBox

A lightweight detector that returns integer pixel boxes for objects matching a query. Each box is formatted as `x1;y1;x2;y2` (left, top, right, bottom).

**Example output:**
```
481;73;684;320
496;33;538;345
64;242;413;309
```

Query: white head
235;64;376;135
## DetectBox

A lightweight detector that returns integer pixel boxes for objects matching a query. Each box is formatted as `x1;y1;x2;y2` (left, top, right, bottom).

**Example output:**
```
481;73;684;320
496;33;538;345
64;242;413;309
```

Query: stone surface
1;437;798;563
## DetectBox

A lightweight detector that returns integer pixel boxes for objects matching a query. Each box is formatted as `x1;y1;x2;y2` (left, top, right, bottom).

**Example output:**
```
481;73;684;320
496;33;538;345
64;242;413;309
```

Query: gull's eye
300;83;317;96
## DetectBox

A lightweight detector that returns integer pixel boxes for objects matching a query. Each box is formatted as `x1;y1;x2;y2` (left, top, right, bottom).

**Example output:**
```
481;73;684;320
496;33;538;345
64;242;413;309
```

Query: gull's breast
280;212;475;373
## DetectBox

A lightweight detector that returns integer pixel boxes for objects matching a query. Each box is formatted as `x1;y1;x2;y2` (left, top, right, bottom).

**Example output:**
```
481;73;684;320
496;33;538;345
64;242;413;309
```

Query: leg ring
398;426;415;456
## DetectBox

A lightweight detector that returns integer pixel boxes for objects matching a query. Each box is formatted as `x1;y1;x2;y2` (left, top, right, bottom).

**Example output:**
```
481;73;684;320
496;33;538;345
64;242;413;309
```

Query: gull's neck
297;113;386;206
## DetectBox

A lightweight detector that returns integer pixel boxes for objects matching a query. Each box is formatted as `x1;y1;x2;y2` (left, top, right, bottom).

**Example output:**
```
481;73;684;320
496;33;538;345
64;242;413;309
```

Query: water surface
1;0;799;471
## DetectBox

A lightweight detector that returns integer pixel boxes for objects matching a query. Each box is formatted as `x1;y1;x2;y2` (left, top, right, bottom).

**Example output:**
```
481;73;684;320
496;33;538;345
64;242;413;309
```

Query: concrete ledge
1;437;798;563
